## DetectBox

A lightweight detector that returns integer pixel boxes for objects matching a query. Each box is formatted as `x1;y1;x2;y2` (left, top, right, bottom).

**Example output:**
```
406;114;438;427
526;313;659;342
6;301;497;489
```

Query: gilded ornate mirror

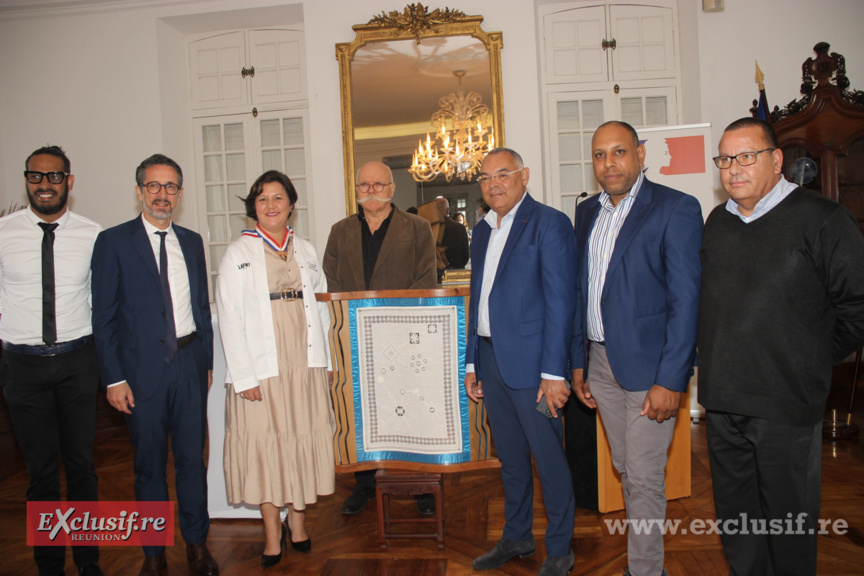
336;4;504;216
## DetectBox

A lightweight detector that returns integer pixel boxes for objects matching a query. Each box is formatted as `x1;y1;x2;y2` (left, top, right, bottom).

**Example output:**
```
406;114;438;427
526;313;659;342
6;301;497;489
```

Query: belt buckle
280;289;298;301
40;343;62;357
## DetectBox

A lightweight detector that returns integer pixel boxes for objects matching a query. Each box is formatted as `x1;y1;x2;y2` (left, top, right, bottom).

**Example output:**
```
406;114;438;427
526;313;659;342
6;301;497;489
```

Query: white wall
0;0;544;252
0;6;169;220
697;0;864;205
1;0;862;247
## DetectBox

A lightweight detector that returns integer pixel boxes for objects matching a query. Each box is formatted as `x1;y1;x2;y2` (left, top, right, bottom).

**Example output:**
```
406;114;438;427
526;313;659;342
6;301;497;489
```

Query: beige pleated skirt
223;243;335;508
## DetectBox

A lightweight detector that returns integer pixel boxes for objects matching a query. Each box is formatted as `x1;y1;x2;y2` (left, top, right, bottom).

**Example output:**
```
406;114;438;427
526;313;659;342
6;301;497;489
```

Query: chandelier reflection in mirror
409;70;495;182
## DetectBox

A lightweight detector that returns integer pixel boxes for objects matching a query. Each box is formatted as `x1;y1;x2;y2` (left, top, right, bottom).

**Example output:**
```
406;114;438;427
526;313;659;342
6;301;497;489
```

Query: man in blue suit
466;148;578;576
571;121;702;576
91;154;217;576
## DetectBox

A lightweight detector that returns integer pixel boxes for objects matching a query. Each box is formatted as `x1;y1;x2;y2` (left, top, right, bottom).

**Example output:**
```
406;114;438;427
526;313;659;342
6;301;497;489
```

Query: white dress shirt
0;207;102;345
141;215;196;339
476;193;527;338
587;172;643;342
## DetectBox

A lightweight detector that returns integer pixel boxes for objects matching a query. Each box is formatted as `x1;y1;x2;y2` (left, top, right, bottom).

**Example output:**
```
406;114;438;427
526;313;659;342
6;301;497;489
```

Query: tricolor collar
242;225;293;252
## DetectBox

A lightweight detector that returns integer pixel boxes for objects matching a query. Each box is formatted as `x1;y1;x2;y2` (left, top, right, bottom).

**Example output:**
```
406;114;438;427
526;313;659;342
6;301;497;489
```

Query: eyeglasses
477;168;523;186
713;148;775;169
141;181;181;195
356;181;392;193
24;170;69;185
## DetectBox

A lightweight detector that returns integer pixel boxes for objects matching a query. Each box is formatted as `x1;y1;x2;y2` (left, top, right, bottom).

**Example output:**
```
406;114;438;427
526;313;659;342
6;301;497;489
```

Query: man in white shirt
91;154;216;576
465;148;578;576
0;145;104;576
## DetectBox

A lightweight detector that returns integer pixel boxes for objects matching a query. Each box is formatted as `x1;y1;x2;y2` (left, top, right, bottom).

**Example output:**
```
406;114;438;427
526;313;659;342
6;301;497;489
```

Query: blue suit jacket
571;179;702;392
466;193;578;387
91;216;214;400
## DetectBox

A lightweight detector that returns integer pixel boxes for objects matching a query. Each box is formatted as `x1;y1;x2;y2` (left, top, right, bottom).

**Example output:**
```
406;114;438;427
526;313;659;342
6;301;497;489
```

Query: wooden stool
375;469;444;550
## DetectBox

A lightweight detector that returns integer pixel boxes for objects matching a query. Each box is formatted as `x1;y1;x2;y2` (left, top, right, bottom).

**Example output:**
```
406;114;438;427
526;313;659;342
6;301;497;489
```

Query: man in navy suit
571;121;702;576
466;148;578;576
91;154;217;576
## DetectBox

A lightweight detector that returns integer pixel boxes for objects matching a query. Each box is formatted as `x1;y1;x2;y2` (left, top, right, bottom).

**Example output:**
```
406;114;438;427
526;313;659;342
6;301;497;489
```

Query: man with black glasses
323;160;437;515
0;145;104;576
699;117;864;575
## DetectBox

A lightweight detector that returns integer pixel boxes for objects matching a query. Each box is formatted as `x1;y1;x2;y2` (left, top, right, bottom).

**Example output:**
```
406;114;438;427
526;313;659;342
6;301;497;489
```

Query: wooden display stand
318;288;499;548
317;287;497;473
595;392;691;513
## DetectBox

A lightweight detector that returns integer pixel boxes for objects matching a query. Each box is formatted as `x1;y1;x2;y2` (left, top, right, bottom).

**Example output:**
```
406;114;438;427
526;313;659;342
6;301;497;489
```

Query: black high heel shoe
261;521;287;568
286;521;311;553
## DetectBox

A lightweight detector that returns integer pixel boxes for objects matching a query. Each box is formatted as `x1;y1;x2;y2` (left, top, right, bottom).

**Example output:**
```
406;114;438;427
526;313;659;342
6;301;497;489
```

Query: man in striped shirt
571;121;703;576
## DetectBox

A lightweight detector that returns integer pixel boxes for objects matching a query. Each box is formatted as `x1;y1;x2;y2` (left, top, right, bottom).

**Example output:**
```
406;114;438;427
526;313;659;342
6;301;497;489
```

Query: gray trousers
587;343;675;576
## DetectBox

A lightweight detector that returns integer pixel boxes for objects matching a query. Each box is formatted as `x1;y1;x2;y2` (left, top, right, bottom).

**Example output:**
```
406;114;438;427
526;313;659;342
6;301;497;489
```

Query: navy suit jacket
466;193;578;388
91;216;214;400
571;178;702;392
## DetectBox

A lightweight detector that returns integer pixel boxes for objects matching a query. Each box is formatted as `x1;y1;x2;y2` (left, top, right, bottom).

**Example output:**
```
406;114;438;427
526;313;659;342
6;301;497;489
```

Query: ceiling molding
0;0;217;20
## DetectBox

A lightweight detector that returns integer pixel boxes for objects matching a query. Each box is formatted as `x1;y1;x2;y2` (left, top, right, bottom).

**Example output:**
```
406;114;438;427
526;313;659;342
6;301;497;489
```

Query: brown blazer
323;205;437;292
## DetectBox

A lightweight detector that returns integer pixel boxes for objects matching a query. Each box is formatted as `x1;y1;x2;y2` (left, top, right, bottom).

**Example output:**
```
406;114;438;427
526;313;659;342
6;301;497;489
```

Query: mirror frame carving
336;6;505;215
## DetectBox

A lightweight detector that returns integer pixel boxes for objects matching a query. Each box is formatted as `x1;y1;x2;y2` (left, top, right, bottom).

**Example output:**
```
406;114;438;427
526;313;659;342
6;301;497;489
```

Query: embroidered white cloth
355;305;462;454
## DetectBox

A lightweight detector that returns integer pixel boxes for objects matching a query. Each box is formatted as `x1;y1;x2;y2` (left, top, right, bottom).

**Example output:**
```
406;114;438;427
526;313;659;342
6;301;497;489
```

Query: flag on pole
754;61;771;121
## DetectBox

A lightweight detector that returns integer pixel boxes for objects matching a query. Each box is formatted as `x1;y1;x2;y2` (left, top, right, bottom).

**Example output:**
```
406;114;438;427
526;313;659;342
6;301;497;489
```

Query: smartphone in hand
536;381;571;418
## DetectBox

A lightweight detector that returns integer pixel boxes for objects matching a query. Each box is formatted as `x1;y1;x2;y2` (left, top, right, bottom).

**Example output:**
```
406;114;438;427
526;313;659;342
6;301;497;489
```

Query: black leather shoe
538;550;575;576
261;522;287;568
286;521;311;553
416;493;436;516
341;484;375;515
186;543;219;576
78;564;104;576
472;537;536;570
138;554;167;576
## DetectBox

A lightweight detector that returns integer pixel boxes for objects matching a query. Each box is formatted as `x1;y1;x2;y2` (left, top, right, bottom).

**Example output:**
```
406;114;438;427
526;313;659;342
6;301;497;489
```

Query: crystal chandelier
409;70;495;183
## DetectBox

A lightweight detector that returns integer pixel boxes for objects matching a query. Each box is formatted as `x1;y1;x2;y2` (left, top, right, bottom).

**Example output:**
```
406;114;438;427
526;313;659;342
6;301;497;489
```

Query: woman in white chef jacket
216;170;334;569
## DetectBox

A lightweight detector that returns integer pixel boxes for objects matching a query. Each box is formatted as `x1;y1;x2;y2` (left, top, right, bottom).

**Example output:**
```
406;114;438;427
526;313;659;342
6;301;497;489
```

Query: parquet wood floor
2;414;863;575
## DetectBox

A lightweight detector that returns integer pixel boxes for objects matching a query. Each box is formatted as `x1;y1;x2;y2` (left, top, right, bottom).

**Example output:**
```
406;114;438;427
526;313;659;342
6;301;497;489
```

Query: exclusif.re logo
27;501;175;547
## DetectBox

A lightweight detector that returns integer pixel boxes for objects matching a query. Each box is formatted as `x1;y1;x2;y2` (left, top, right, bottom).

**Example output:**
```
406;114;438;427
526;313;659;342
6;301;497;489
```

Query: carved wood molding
754;42;864;122
367;3;468;43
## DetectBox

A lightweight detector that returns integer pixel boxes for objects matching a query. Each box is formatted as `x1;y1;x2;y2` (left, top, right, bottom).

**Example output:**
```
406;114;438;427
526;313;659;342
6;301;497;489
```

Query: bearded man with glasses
323;160;437;515
699;117;864;576
0;145;104;576
91;154;216;576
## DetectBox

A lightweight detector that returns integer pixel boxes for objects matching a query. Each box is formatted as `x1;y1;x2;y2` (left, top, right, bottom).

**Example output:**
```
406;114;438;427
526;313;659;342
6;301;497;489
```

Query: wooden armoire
754;42;864;233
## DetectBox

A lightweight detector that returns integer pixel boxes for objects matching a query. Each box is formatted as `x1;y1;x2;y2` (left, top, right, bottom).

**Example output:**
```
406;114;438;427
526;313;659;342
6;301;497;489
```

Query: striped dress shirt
586;172;644;342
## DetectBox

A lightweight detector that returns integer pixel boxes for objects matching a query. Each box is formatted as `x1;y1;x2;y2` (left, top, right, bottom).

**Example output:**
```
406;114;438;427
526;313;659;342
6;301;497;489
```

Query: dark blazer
571;178;702;392
439;217;470;269
466;193;578;387
91;216;214;400
323;204;437;292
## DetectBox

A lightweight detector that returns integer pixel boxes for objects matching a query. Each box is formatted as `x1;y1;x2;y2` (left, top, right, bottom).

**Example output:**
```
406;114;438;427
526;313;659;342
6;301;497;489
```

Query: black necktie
156;231;178;362
38;222;59;345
